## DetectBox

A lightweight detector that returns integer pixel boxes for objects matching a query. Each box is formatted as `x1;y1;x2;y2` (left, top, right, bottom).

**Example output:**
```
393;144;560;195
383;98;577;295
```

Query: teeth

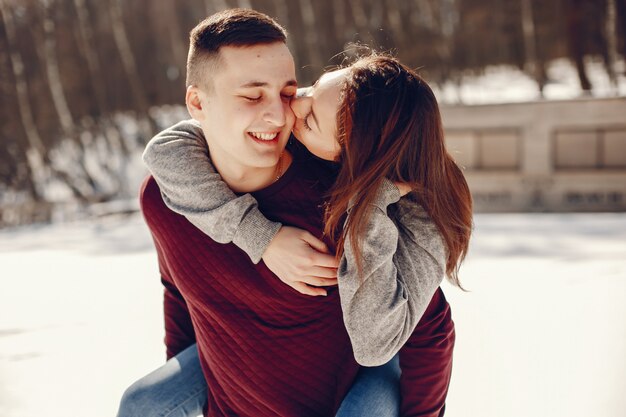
250;132;278;141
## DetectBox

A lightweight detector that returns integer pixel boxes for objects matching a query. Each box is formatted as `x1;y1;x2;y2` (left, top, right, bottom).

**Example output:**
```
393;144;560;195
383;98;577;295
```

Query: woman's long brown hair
324;54;473;287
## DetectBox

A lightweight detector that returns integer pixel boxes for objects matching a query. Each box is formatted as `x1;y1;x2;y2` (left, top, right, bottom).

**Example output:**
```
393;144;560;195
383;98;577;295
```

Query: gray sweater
143;119;446;366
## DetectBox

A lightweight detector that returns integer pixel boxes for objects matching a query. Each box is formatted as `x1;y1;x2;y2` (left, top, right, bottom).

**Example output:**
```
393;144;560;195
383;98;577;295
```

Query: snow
433;57;626;105
1;212;625;417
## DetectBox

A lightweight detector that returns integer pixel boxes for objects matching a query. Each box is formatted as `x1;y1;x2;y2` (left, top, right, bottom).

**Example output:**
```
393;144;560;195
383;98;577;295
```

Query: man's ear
186;86;204;121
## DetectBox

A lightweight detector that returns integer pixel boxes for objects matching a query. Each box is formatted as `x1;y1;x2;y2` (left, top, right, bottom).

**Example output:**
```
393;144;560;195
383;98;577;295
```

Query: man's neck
210;150;292;194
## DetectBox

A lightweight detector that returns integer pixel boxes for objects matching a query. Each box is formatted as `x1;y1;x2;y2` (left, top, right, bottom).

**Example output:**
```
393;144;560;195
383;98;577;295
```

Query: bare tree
203;0;217;14
160;0;187;76
368;0;384;33
73;0;139;198
386;0;406;47
73;0;107;116
605;0;619;92
40;0;75;135
234;0;252;8
212;0;230;12
273;0;294;52
109;0;154;132
297;0;324;71
332;0;348;45
347;0;370;42
36;0;116;200
2;0;622;226
521;0;544;96
0;0;47;201
565;0;592;92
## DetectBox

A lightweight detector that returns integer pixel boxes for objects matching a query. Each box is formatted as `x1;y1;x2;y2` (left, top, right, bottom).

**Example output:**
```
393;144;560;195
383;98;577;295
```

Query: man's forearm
143;120;281;263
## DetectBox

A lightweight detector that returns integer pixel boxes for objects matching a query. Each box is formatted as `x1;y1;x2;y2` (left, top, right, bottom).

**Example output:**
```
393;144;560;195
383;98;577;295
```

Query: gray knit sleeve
338;178;446;366
142;119;281;264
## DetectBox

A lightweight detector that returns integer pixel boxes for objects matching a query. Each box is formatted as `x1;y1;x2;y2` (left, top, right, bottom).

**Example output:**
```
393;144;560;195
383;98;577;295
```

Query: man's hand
262;226;339;296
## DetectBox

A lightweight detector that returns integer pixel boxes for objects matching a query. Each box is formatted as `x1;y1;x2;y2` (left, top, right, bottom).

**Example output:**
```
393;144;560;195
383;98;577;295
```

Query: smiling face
291;69;348;161
186;42;297;183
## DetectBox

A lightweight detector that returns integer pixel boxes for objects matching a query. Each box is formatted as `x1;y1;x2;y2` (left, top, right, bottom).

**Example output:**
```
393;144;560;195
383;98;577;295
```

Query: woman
121;53;472;417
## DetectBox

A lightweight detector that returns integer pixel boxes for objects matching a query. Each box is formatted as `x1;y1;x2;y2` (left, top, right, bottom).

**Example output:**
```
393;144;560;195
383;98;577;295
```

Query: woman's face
290;69;348;161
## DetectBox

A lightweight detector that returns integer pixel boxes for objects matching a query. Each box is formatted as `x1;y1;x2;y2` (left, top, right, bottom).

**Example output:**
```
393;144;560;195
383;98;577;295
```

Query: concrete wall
441;97;626;212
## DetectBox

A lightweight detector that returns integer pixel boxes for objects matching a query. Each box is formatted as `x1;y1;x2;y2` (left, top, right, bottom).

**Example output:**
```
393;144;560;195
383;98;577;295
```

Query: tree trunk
40;0;75;133
368;0;387;47
203;0;216;15
234;0;252;9
155;0;186;75
386;0;406;46
617;0;626;58
565;0;592;92
73;0;108;116
369;0;384;30
12;139;41;203
605;0;619;92
38;0;105;201
332;0;347;44
412;0;434;30
520;0;543;96
109;0;154;132
347;0;369;38
274;0;294;52
436;0;458;87
73;0;132;195
297;0;324;71
212;0;230;12
0;1;46;201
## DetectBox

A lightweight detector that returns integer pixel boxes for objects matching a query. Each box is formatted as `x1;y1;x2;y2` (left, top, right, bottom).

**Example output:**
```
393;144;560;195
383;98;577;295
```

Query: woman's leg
117;344;207;417
335;354;401;417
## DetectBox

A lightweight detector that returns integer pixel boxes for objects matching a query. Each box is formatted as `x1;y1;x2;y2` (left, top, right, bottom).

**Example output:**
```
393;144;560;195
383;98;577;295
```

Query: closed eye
302;112;313;131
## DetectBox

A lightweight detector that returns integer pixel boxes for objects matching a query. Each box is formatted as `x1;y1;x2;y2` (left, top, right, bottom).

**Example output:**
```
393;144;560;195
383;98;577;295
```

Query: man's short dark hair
186;9;287;89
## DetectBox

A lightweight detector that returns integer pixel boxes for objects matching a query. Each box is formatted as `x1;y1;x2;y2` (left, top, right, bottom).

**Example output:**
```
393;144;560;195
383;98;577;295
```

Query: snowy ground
0;212;625;417
433;57;626;104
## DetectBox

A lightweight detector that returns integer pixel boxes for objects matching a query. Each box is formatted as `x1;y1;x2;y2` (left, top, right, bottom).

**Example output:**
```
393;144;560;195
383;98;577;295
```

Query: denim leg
117;344;207;417
335;354;401;417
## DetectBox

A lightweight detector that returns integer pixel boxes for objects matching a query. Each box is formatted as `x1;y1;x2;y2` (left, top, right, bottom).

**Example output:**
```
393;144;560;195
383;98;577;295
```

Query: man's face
189;42;297;173
290;69;348;161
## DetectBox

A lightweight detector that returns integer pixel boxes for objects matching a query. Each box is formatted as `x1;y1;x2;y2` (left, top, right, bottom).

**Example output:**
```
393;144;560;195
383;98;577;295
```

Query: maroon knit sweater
140;144;455;417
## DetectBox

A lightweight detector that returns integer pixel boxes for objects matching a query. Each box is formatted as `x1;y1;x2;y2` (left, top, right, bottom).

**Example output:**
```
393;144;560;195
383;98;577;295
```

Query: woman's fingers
300;230;330;253
291;282;328;296
263;226;340;296
301;276;338;287
310;252;339;269
305;266;338;279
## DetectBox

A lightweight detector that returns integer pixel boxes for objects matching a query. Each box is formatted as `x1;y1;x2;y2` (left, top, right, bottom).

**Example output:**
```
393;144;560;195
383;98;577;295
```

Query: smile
248;132;279;141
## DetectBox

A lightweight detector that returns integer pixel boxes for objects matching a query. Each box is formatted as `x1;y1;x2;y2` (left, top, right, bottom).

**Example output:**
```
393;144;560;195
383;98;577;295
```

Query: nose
263;96;287;127
290;94;312;119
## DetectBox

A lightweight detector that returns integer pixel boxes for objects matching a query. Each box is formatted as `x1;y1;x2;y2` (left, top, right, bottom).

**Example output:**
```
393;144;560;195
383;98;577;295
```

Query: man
117;9;399;417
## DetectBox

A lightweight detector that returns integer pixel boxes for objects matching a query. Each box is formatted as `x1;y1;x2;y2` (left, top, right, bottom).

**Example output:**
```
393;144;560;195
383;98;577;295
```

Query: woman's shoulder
392;193;430;223
392;194;446;266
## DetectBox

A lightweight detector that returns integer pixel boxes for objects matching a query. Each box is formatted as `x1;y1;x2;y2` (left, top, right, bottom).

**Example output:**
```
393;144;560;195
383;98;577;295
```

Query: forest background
1;0;624;226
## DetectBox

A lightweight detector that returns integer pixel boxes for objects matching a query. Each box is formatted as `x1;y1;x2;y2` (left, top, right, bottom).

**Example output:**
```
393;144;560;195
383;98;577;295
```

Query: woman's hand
262;226;339;296
393;182;412;197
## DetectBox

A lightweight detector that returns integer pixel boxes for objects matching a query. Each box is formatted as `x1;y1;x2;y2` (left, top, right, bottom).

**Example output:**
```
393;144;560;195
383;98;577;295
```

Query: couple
118;8;472;417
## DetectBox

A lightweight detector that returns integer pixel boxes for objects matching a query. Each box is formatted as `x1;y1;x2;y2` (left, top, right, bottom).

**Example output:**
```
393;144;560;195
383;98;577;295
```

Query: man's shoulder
139;175;167;223
140;175;159;203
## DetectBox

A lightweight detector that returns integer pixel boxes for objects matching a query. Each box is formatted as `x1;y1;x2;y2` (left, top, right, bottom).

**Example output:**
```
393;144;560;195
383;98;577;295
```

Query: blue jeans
117;344;400;417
